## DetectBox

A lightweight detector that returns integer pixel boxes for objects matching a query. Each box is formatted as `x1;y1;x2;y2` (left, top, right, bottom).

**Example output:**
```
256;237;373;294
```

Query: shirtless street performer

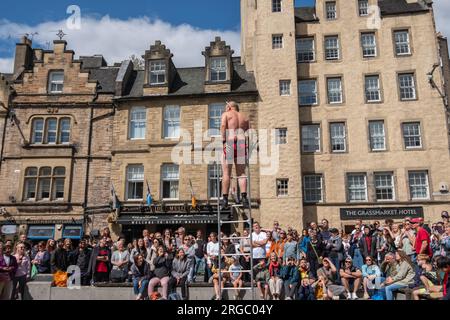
220;101;250;210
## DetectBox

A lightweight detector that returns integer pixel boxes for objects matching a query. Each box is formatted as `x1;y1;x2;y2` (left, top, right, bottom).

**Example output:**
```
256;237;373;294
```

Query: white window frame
208;164;222;199
374;172;395;201
48;71;64;94
398;73;416;101
299;79;318;105
303;175;323;203
302;124;321;153
358;0;369;16
272;35;283;49
369;120;386;151
361;32;377;58
126;165;144;201
129;107;147;140
408;171;430;200
394;30;411;56
296;38;315;63
275;128;288;145
163;105;181;139
279;80;291;96
45;118;58;145
325;1;337;20
327;77;343;104
31;118;44;144
365;75;381;102
325;36;340;60
347;173;368;202
161;164;180;200
58;118;71;144
210;57;227;82
276;179;289;197
149;60;166;85
330;122;346;153
272;0;282;12
402;122;422;149
208;103;224;137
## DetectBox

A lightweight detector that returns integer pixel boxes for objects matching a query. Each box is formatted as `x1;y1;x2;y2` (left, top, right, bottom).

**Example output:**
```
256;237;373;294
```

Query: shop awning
1;225;18;235
27;225;55;240
62;225;83;239
117;214;230;225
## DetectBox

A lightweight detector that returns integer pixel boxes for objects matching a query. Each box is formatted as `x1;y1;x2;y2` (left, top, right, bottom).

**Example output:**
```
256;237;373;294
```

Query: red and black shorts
223;137;247;164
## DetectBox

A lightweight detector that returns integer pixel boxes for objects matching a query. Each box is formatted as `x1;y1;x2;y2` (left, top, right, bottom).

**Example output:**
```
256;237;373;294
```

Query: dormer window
149;60;166;85
210;57;227;82
48;71;64;93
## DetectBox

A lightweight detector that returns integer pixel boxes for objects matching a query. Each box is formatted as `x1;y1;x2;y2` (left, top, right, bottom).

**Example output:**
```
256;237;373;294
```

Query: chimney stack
13;36;33;74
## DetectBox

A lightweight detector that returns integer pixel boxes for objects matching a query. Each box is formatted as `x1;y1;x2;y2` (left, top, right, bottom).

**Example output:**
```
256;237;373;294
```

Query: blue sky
0;0;448;73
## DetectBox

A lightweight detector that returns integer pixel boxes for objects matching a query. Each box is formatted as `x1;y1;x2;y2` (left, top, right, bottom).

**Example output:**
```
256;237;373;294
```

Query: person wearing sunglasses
339;257;362;300
361;256;381;300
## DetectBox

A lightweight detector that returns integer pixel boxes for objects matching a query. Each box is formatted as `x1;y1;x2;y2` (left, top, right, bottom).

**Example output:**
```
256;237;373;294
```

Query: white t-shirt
252;232;268;259
206;241;220;257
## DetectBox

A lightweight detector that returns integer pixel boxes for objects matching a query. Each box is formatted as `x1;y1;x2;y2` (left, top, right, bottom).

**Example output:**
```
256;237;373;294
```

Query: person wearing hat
411;218;432;258
339;256;362;300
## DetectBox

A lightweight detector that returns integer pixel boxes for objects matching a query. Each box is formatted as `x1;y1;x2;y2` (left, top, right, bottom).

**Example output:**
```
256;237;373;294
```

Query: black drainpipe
0;90;13;174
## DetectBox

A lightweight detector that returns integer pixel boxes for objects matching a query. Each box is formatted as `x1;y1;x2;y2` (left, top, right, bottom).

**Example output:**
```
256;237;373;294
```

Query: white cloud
0;58;13;74
0;16;241;73
434;0;450;40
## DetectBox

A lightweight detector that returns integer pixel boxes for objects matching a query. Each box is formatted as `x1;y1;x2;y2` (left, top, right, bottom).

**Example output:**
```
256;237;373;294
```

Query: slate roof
80;55;108;70
294;0;429;23
121;57;257;98
88;67;120;93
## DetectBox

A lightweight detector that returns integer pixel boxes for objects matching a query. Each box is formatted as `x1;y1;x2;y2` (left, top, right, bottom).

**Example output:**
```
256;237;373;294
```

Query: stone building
1;0;450;242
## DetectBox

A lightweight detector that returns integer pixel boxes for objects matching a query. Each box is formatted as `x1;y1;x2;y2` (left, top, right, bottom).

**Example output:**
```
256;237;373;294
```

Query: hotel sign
340;207;424;220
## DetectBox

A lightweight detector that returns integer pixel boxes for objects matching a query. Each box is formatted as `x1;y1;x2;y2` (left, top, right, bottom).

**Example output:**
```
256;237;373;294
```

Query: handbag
30;264;38;280
110;268;127;282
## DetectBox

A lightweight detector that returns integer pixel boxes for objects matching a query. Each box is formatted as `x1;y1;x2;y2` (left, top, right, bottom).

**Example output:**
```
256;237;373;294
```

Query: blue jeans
353;248;363;270
193;256;205;282
133;278;149;297
384;283;408;300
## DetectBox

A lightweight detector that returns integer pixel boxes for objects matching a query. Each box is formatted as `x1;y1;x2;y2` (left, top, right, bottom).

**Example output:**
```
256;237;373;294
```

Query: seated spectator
339;256;362;300
211;249;231;300
254;259;270;300
412;254;442;300
228;256;243;300
297;277;315;301
70;240;91;286
11;242;31;300
317;257;345;300
131;254;151;300
298;258;313;283
0;243;17;300
361;256;381;299
383;250;416;300
380;252;397;279
268;252;282;300
88;238;111;284
110;241;130;283
280;256;299;300
169;248;190;300
148;246;172;300
31;241;51;274
437;256;449;300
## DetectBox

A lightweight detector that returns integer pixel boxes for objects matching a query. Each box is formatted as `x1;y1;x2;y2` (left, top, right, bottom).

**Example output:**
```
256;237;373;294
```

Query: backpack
169;292;182;300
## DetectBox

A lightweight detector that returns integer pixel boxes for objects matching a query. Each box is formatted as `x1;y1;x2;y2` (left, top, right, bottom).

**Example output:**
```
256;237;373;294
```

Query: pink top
14;254;31;278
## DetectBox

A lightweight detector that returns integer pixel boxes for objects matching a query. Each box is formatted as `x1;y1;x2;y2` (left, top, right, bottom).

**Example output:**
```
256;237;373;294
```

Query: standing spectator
297;229;310;259
265;231;276;259
306;229;324;278
31;241;50;274
110;241;130;283
0;243;17;300
142;229;151;249
272;221;281;241
163;229;175;254
398;220;417;262
222;235;236;256
319;219;331;243
193;230;206;282
339;257;362;300
169;248;190;300
131;254;151;300
18;234;32;256
280;256;299;300
130;238;150;264
383;250;416;300
275;230;287;259
70;240;91;286
254;259;270;300
252;222;268;265
46;239;56;255
326;228;343;276
361;256;381;299
228;256;243;300
411;218;432;258
441;211;449;228
89;238;112;284
282;232;297;263
350;224;364;270
148;246;172;300
268;252;282;300
11;243;31;300
359;226;376;261
176;227;186;249
206;232;220;281
51;239;71;273
239;229;251;281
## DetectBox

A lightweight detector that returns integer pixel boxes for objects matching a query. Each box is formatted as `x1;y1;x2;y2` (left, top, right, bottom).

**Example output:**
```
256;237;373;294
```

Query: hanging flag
110;185;121;209
189;179;197;209
146;180;153;206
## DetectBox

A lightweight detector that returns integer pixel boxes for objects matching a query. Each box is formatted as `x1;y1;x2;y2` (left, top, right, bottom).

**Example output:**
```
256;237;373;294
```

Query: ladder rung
219;270;253;273
220;287;255;290
221;236;250;240
220;253;251;257
221;220;251;225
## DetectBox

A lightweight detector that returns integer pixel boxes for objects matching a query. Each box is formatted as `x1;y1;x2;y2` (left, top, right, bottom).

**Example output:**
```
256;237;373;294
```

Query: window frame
23;166;66;202
279;80;291;96
374;172;395;202
125;165;144;201
398;72;417;101
324;36;340;61
408;170;430;200
210;57;227;82
161;164;180;200
329;122;347;153
276;178;289;197
272;34;283;49
296;37;315;63
361;32;377;58
31;118;44;144
325;1;337;20
358;0;369;16
303;174;324;203
149;60;167;85
275;128;288;145
48;71;64;94
326;77;343;104
347;173;368;202
301;124;321;153
368;120;387;152
365;75;382;103
208;164;223;199
394;30;411;56
163;105;181;139
272;0;282;13
402;122;423;150
129;107;147;140
208;103;225;137
299;79;318;106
